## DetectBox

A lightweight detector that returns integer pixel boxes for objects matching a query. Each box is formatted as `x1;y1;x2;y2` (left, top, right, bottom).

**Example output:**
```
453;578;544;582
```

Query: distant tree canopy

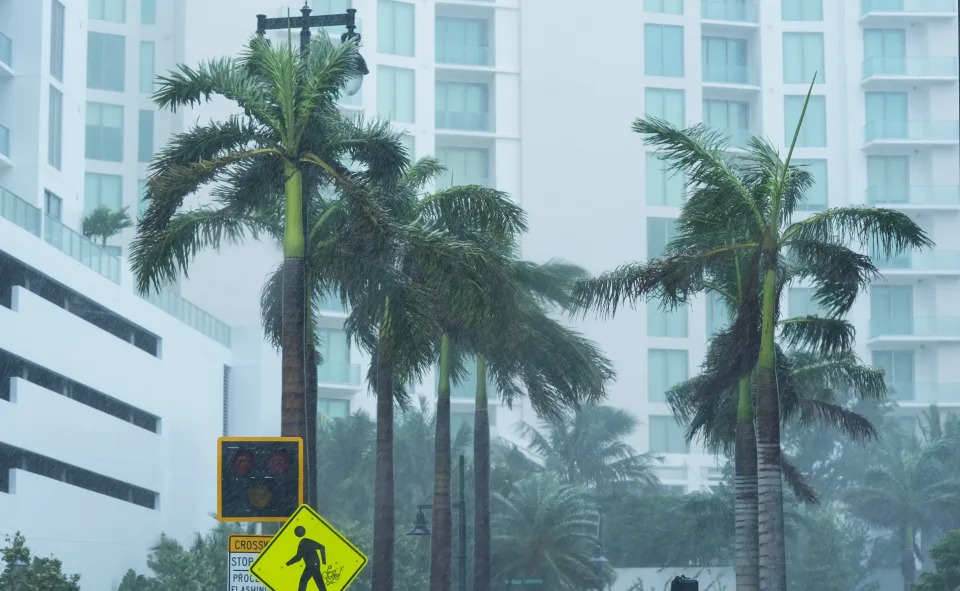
0;532;81;591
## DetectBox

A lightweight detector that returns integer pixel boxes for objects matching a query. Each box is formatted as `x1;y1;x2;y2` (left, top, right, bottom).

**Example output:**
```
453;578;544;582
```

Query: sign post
228;535;271;591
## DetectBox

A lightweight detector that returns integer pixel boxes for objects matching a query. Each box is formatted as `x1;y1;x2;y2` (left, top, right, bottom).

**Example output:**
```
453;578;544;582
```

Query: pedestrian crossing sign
249;504;368;591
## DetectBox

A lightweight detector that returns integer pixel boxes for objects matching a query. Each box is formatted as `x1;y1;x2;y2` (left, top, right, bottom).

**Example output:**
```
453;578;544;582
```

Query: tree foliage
0;533;80;591
82;204;133;247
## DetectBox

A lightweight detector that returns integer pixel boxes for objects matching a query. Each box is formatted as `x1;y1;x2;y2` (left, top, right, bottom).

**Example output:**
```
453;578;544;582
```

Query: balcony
42;215;121;284
0;185;41;237
885;381;960;404
139;289;232;347
868;185;960;209
317;292;348;315
701;0;759;24
0;123;9;164
435;111;492;133
874;250;960;276
317;362;363;387
702;64;760;87
864;120;960;149
436;46;492;68
862;56;958;85
0;31;11;75
869;316;960;342
860;0;958;25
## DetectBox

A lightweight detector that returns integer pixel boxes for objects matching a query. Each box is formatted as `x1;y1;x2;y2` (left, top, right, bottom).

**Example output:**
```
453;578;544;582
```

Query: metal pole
459;454;467;591
299;3;312;54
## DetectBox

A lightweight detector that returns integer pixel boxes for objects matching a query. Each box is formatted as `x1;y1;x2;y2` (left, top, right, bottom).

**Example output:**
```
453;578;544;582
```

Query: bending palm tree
132;35;404;463
573;82;931;590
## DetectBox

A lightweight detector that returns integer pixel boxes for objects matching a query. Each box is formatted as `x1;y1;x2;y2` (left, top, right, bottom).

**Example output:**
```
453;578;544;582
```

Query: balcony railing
436;45;492;67
874;250;960;271
701;0;759;22
139;289;232;347
870;316;960;338
861;0;957;14
0;124;9;158
865;120;960;142
317;362;362;386
42;215;121;283
885;381;960;403
435;111;492;132
702;63;759;85
868;185;960;206
0;185;41;237
0;32;11;69
863;56;959;78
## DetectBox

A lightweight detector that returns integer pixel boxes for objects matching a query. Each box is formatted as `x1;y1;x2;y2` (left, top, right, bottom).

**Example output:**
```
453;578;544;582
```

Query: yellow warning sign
249;505;367;591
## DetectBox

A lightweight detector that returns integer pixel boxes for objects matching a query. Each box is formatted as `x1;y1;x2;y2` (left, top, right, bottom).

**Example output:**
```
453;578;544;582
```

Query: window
86;103;124;162
702;36;749;83
647;217;678;258
648;303;688;338
873;350;914;400
436;81;490;131
784;95;826;147
788;287;824;318
645;88;685;128
783;33;824;84
317;329;352;383
793;159;827;210
141;0;156;24
48;86;63;169
646;153;685;206
707;291;732;336
865;92;907;138
864;29;905;75
650;415;689;453
870;285;913;335
138;110;154;163
644;0;683;13
84;173;123;215
87;33;125;91
378;1;414;57
50;1;65;80
312;0;349;14
399;134;415;159
89;0;125;22
138;179;148;218
867;156;909;203
703;99;750;147
436;146;489;189
649;350;688;402
439;355;496;399
645;25;684;77
140;41;155;93
782;0;822;20
44;190;62;221
319;398;350;419
377;66;414;123
436;17;490;66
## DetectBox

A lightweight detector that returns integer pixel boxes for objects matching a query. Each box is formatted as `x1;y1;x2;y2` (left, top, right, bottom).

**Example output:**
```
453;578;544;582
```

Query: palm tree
844;423;960;590
82;205;133;248
518;405;659;496
492;473;607;590
131;34;405;505
573;83;932;590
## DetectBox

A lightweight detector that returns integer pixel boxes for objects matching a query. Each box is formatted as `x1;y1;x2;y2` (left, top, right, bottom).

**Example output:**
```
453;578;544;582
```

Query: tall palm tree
844;424;960;590
573;82;932;590
131;34;405;489
518;405;659;496
492;473;607;590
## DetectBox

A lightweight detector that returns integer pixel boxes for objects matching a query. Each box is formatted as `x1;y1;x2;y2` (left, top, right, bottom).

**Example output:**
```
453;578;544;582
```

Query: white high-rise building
518;0;959;492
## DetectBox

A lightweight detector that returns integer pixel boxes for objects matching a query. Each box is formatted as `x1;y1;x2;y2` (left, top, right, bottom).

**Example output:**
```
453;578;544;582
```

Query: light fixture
341;14;368;96
406;508;431;536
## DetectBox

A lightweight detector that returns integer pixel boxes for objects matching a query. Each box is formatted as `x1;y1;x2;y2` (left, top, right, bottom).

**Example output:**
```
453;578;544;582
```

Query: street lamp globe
341;31;368;96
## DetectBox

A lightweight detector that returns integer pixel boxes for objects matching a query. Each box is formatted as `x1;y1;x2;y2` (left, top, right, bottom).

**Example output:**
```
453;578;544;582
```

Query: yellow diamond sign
250;505;367;591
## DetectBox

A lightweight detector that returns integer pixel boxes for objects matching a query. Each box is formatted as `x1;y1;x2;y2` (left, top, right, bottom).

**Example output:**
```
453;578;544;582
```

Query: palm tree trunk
306;335;319;510
734;376;759;591
901;522;916;590
473;355;491;591
755;265;787;591
430;335;454;591
372;339;396;591
281;161;307;439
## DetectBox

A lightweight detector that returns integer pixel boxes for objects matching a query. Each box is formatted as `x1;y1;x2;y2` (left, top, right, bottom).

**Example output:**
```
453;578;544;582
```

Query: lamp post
407;454;468;591
255;3;369;94
9;557;28;591
589;509;608;591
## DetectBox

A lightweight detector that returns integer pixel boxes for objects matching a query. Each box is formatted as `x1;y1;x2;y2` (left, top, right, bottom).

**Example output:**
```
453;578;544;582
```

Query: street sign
217;437;303;522
228;535;271;591
249;504;368;591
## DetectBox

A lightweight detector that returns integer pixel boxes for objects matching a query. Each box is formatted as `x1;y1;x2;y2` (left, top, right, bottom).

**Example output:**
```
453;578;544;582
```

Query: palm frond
795;398;878;442
786;238;879;316
778;315;857;356
783;206;933;258
418;185;527;242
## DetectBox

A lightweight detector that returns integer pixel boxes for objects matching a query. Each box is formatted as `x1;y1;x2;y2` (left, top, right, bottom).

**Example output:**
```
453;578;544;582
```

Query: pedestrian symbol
249;505;367;591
